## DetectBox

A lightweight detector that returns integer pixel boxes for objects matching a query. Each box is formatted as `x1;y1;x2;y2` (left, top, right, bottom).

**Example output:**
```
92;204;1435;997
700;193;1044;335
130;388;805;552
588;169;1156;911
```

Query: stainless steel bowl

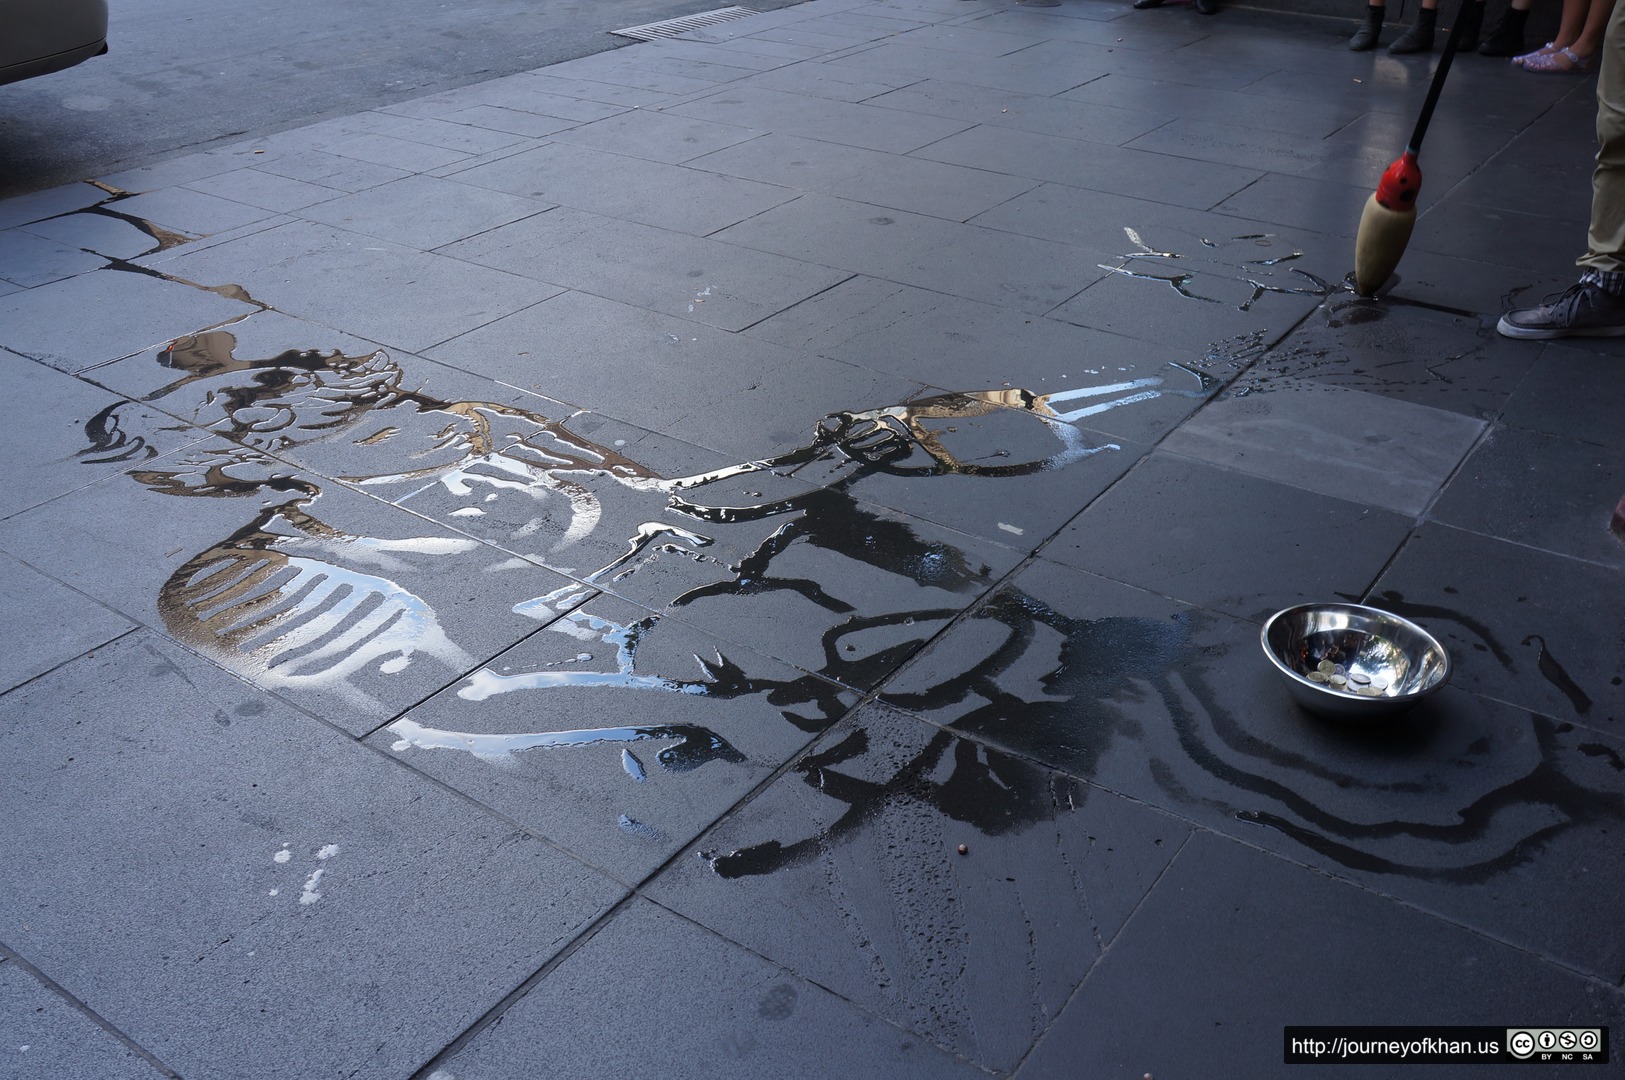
1261;603;1450;719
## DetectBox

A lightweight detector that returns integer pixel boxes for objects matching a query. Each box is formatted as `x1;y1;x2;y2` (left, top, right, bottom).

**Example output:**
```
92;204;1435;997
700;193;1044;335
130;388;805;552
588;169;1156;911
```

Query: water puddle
705;725;1084;878
1099;227;1336;311
65;181;195;252
709;583;1623;884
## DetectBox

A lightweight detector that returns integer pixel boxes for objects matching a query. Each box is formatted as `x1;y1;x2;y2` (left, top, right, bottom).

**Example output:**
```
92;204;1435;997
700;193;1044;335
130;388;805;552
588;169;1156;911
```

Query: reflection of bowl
1261;603;1450;719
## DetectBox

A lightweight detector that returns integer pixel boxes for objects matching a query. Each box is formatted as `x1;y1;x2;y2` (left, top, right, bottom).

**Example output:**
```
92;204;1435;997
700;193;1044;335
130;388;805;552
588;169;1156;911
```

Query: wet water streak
1100;227;1334;311
1522;634;1593;716
711;583;1625;884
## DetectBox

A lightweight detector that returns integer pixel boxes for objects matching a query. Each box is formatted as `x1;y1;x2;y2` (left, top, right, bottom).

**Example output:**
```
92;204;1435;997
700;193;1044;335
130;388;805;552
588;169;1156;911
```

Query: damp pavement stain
874;559;1625;895
649;702;1190;1073
1225;299;1540;420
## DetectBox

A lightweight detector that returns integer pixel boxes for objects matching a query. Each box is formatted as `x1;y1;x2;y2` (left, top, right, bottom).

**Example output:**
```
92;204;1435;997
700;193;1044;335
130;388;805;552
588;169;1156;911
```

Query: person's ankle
1585;269;1625;296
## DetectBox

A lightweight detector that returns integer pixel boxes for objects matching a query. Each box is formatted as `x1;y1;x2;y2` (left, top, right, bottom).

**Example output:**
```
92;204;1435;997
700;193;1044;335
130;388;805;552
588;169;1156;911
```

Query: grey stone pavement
2;1;1622;1077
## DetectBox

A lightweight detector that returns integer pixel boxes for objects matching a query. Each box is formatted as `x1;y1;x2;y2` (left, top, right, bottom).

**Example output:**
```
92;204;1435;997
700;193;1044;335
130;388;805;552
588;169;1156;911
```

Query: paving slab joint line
399;871;999;1080
1421;516;1625;576
350;610;567;744
867;650;1624;994
0;941;184;1079
427;204;562;257
1006;826;1200;1077
1224;837;1625;994
636;893;1004;1075
1436;680;1621;743
727;269;863;333
405;890;641;1080
0;624;141;703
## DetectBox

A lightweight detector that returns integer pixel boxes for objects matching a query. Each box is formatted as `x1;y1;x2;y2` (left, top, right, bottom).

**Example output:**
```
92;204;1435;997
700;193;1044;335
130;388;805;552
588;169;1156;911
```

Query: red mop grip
1375;152;1422;210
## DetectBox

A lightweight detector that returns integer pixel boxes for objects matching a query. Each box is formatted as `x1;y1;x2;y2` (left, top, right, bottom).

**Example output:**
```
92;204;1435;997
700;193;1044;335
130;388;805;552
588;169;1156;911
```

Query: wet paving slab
1427;424;1625;571
371;591;855;883
1015;832;1624;1080
1232;298;1540;421
646;701;1189;1073
739;275;1225;445
1371;524;1624;736
1362;242;1583;327
591;490;1024;693
1044;454;1415;623
765;393;1151;547
419;287;933;462
1051;267;1328;354
0;435;576;735
0;632;626;1080
1500;340;1625;450
426;896;989;1079
969;183;1346;286
875;557;1625;983
1158;379;1486;516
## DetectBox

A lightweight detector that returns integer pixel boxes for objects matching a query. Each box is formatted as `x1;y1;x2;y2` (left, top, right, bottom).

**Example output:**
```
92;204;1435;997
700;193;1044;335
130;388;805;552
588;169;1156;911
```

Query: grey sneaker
1497;275;1625;339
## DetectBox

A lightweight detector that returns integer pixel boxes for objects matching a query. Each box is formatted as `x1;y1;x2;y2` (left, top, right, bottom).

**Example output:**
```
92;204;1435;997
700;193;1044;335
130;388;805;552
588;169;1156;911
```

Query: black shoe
1132;0;1165;8
1389;9;1437;53
1477;8;1528;56
1194;0;1219;12
1456;1;1484;51
1349;8;1383;51
1497;274;1625;339
1349;24;1381;50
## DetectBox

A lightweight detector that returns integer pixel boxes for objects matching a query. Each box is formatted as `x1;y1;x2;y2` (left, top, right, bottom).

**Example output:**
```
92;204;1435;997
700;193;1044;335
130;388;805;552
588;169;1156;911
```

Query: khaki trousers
1581;0;1625;271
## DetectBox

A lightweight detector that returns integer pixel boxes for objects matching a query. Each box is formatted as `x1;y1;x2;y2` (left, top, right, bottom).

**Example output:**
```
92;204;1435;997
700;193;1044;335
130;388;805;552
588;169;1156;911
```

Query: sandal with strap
1511;41;1559;65
1521;46;1595;73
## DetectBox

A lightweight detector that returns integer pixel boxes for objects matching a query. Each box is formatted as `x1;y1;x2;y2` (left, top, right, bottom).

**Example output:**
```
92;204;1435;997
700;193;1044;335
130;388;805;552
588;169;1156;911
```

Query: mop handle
1406;0;1472;155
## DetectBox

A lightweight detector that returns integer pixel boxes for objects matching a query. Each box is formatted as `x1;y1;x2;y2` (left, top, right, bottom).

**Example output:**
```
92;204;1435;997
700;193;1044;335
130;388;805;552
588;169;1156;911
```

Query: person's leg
1582;0;1625;272
1458;0;1489;50
1569;0;1618;58
1480;0;1535;57
1351;0;1387;49
1521;0;1615;68
1499;1;1625;336
1516;0;1590;62
1391;0;1443;55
